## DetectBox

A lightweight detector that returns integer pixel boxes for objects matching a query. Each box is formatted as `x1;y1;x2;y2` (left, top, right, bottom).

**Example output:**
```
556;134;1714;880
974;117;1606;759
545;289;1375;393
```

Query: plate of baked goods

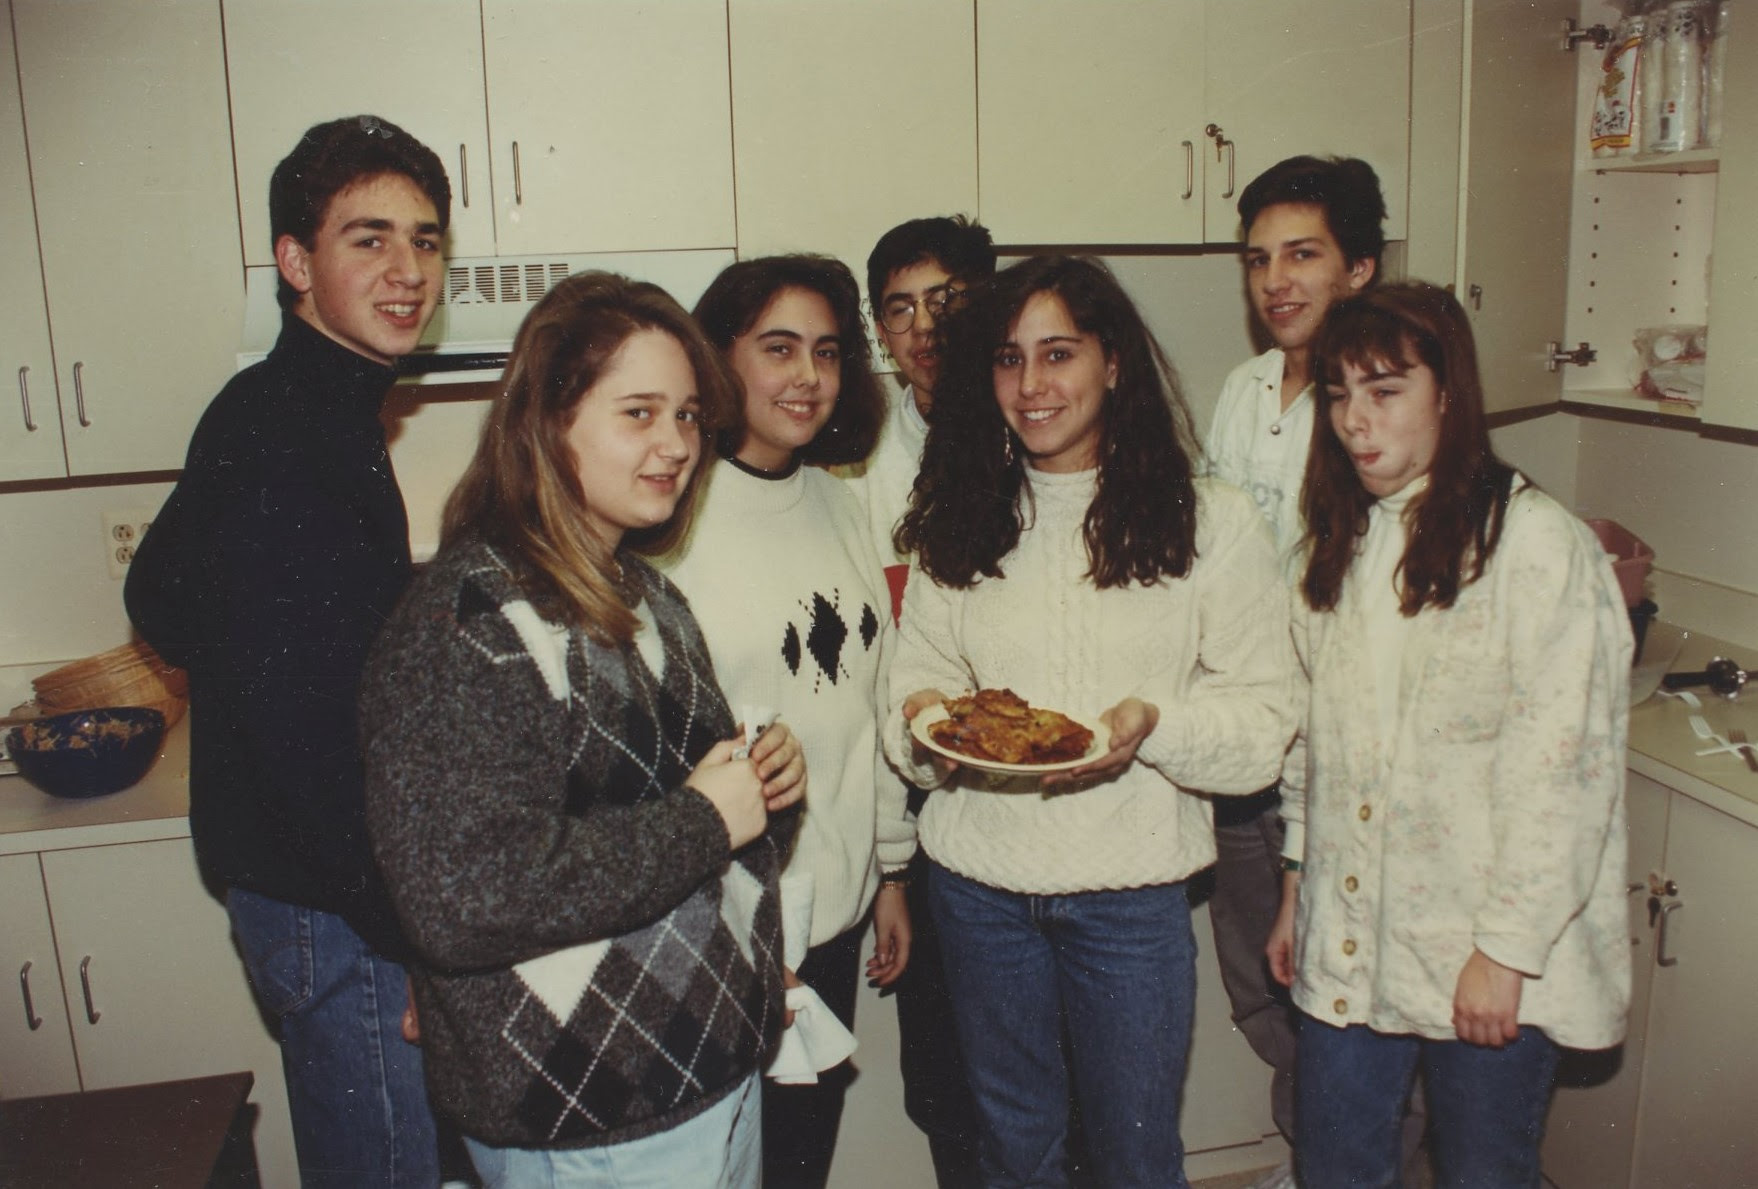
911;688;1106;776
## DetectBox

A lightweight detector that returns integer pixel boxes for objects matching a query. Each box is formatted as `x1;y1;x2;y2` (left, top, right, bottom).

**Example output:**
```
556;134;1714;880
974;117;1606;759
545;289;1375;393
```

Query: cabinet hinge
1560;19;1614;53
1546;341;1597;371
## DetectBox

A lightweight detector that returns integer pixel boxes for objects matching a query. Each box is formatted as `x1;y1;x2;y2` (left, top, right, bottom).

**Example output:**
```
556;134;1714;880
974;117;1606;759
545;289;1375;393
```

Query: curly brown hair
442;271;741;644
896;255;1201;589
1301;282;1516;614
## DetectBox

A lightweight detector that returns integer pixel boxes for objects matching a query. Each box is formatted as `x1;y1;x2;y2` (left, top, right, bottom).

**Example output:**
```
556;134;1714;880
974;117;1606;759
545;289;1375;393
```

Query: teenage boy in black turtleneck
126;115;448;1188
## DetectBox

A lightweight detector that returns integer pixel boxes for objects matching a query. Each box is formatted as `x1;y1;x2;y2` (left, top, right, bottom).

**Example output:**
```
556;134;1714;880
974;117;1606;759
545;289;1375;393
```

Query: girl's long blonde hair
442;271;741;644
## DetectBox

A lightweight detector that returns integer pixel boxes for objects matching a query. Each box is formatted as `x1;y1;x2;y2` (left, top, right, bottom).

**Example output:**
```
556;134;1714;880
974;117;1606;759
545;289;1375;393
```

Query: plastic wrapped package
1632;323;1708;406
1592;15;1647;156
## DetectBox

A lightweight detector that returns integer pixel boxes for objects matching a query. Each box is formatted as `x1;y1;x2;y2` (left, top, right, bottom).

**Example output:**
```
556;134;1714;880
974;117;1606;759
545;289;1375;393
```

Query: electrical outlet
102;508;154;580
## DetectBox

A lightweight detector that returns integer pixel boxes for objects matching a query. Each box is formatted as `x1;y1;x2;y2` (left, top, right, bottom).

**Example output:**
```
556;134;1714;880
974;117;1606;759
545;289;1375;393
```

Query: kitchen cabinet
1543;771;1758;1189
727;0;978;276
0;852;80;1098
0;9;63;483
0;833;299;1186
226;0;735;265
223;0;498;264
1455;0;1578;415
1476;0;1756;427
975;0;1410;246
11;0;243;477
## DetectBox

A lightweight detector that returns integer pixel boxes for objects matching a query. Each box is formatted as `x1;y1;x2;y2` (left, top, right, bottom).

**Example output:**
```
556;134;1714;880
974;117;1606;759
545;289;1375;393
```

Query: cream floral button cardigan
1282;482;1633;1050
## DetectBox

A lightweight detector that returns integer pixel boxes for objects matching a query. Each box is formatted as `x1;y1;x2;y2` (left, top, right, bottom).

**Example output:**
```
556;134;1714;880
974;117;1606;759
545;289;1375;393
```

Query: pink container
1586;519;1654;607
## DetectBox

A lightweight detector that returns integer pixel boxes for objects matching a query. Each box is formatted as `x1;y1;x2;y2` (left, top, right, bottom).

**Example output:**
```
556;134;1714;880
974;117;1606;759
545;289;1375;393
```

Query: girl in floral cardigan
1268;282;1632;1189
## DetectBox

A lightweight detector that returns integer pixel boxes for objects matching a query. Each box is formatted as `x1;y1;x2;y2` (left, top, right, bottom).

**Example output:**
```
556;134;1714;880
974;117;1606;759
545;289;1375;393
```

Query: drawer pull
459;144;469;208
73;361;91;427
20;960;43;1030
79;954;101;1024
17;366;36;432
1656;900;1682;968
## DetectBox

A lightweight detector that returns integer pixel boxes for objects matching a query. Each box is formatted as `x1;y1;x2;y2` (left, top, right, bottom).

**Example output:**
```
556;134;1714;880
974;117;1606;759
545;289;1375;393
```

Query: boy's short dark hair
865;215;997;311
1237;156;1387;274
269;114;452;310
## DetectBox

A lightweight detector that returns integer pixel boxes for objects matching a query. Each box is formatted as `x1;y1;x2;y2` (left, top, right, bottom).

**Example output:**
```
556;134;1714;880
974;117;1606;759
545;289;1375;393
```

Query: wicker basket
32;640;189;727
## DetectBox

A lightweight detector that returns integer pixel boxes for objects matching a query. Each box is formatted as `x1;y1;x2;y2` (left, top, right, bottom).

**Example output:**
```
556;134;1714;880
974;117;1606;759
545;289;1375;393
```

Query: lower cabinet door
0;851;80;1097
1629;793;1758;1189
41;837;299;1186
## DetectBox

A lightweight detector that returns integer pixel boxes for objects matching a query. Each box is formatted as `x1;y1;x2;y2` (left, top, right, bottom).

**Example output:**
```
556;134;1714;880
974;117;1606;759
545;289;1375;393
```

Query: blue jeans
1296;1016;1560;1189
927;862;1196;1189
227;888;439;1188
465;1071;761;1188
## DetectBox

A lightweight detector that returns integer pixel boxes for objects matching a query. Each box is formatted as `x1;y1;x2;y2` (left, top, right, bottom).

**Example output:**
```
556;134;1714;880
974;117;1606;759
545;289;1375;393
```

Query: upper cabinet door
14;0;243;475
1457;0;1574;415
977;0;1206;245
1202;0;1412;243
729;0;977;276
223;0;496;266
481;0;736;256
0;3;64;482
1703;0;1758;431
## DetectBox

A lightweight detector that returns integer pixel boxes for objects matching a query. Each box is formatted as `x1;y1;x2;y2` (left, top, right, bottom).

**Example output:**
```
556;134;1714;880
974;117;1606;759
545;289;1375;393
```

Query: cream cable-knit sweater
886;469;1298;894
662;460;913;948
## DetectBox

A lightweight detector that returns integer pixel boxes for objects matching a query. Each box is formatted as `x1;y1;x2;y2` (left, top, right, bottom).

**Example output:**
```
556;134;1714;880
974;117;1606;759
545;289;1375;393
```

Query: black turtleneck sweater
126;313;412;958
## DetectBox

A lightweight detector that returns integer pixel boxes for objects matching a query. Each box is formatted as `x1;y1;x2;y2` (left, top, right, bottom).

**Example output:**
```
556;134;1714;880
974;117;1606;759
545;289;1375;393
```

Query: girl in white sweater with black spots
887;256;1298;1189
661;255;913;1189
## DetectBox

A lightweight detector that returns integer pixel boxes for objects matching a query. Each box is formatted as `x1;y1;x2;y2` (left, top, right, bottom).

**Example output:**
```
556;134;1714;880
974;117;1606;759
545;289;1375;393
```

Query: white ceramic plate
910;702;1107;776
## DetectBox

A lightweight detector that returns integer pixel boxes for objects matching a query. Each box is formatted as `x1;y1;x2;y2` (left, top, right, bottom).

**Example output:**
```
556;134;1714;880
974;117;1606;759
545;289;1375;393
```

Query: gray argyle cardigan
361;537;790;1149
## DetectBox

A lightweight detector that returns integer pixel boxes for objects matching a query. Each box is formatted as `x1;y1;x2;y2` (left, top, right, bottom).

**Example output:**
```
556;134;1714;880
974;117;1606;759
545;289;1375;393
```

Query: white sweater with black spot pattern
662;459;914;949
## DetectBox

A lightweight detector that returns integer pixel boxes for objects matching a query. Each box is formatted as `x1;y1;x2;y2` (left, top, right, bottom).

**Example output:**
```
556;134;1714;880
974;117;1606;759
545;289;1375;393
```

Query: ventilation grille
443;260;573;308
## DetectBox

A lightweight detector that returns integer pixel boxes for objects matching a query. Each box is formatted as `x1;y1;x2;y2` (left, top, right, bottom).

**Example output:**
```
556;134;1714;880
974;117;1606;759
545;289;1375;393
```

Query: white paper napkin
765;984;859;1085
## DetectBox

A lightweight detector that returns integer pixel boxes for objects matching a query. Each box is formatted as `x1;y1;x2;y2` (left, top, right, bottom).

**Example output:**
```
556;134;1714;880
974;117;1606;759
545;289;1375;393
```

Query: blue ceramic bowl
5;707;167;799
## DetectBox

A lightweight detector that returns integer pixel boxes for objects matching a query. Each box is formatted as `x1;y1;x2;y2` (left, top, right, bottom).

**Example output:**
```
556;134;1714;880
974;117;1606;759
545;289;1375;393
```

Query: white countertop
0;713;194;855
2;622;1755;856
1625;622;1758;829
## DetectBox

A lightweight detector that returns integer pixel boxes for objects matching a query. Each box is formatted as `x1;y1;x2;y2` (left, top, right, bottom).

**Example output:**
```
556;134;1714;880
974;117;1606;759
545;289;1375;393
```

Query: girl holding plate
888;255;1298;1189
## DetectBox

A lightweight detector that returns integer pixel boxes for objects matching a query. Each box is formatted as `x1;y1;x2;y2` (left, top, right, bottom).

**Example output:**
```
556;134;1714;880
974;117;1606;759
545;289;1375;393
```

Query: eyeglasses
876;284;968;335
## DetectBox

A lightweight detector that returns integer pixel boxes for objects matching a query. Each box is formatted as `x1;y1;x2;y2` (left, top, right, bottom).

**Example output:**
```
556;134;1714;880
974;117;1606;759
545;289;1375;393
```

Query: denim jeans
1296;1016;1560;1189
465;1071;761;1188
226;887;438;1188
927;861;1196;1189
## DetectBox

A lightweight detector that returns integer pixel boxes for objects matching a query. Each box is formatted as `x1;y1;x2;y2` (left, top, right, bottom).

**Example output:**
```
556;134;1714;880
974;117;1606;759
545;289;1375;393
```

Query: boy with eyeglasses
844;214;995;1188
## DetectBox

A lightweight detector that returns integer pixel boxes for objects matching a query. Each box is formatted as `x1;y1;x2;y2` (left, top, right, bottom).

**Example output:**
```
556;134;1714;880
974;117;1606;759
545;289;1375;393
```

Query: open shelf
1562;387;1701;420
1590;147;1720;175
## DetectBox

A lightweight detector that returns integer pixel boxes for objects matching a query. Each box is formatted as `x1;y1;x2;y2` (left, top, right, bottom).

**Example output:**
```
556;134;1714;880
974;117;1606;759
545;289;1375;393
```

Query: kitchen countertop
1;622;1755;855
1625;621;1758;829
0;713;194;856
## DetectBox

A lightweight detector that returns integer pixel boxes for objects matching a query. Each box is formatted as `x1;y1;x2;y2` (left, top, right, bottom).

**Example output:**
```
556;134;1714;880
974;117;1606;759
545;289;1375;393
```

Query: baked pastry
928;688;1094;765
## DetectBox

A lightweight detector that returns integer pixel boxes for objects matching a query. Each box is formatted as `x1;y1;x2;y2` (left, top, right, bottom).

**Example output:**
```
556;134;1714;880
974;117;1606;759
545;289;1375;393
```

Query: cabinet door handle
1656;900;1682;968
512;141;523;205
19;960;43;1030
72;361;91;427
1181;140;1194;200
1221;138;1236;200
78;954;101;1024
459;144;469;208
16;365;36;432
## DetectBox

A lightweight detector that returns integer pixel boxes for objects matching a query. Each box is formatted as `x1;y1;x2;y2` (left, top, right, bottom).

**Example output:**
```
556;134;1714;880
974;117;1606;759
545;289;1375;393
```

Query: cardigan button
1342;939;1357;956
1269;423;1282;436
1358;804;1372;822
1344;875;1359;893
1333;998;1348;1015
